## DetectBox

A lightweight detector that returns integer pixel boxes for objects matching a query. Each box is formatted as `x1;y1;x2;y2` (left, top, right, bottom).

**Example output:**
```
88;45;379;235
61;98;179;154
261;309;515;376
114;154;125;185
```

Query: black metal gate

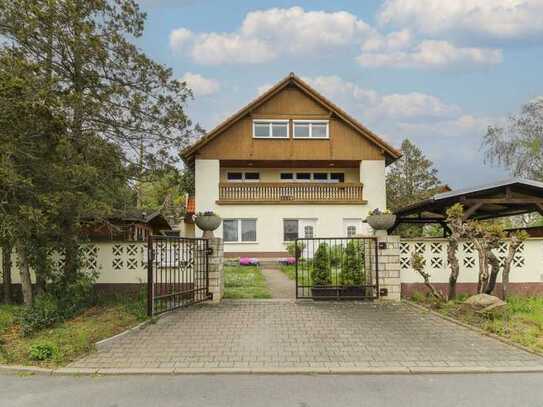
147;236;211;316
295;236;379;300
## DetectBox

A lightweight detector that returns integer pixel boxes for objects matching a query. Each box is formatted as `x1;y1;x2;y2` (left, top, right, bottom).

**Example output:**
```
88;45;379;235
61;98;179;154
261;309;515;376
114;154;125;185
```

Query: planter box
311;287;339;300
341;286;366;298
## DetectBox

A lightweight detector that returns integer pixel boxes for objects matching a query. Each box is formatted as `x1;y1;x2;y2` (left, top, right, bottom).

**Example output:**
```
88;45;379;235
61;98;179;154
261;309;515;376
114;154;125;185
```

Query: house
182;73;401;257
81;210;172;242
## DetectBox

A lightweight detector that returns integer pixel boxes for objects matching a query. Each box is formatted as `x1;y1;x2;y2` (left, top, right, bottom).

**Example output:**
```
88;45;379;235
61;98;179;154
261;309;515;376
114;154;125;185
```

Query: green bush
287;241;305;258
20;272;97;336
341;240;364;286
29;342;57;361
20;294;62;336
329;245;344;267
311;243;331;287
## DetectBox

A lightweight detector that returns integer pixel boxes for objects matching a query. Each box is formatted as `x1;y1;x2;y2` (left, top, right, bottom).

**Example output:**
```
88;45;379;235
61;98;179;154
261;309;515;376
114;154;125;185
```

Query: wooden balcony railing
217;182;366;204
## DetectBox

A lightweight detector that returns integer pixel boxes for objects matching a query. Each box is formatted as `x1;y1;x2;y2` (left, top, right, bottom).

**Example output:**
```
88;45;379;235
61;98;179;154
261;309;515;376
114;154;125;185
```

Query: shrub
20;294;62;336
287;241;305;258
341;240;364;286
311;243;331;287
329;245;344;267
29;342;57;361
48;271;96;319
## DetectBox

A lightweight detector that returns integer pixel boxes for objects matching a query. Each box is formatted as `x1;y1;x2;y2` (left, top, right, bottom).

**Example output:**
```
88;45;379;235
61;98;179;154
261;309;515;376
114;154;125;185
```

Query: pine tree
386;139;443;211
311;243;331;287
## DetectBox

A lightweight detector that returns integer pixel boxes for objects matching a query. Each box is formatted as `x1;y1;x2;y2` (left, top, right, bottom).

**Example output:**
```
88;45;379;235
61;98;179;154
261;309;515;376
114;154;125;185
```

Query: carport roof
394;178;543;225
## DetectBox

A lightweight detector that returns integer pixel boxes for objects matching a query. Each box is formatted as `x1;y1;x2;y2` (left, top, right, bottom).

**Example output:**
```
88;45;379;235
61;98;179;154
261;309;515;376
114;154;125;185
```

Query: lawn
224;265;272;299
0;295;147;367
411;294;543;353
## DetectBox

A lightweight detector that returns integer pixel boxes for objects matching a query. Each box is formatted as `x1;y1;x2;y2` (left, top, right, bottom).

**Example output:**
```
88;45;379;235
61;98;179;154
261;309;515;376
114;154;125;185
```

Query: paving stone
68;302;543;370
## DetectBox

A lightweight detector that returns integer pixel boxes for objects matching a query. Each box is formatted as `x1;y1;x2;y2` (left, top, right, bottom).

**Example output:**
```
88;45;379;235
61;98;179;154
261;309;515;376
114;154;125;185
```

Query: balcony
217;182;366;205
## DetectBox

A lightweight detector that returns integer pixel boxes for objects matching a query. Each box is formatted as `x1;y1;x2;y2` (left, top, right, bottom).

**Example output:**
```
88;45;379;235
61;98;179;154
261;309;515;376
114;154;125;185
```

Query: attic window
293;120;329;139
253;120;289;139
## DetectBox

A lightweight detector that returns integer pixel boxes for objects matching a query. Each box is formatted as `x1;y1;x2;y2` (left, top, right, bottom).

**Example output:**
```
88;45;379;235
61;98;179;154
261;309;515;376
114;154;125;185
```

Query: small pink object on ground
239;257;259;266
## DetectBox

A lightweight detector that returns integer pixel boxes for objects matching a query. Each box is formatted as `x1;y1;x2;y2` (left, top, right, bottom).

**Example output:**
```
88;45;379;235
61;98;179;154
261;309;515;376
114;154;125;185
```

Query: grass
224;265;272;299
0;294;147;367
411;293;543;353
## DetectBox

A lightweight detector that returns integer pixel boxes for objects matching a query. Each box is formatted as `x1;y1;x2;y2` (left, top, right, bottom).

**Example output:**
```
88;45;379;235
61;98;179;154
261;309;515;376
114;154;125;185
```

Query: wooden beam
534;202;543;216
462;202;484;220
464;198;543;205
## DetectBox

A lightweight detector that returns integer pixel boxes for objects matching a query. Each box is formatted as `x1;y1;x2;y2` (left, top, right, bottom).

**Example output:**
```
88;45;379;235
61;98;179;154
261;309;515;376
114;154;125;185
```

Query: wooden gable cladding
194;84;385;161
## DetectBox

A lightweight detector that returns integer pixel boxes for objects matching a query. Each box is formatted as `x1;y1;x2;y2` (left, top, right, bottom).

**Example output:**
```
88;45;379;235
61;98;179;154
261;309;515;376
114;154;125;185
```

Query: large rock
464;293;506;314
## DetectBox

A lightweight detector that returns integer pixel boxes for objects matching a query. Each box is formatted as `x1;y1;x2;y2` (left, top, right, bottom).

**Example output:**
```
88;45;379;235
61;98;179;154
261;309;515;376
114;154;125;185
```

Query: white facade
193;158;386;255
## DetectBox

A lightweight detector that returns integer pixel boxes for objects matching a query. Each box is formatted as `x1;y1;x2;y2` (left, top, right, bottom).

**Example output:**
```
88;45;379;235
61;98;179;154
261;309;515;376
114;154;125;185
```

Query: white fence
1;242;147;284
400;237;543;284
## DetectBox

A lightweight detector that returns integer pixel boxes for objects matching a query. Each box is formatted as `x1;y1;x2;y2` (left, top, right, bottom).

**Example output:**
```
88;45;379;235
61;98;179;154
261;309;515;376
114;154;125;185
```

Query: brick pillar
376;234;401;301
207;237;224;303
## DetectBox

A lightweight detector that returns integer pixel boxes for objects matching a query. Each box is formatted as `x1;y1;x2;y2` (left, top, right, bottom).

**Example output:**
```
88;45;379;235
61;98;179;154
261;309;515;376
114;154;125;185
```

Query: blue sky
137;0;543;188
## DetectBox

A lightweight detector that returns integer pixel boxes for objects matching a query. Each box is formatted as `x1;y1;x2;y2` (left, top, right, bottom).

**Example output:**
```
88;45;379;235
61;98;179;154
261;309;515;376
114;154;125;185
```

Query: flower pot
311;286;339;300
366;214;396;231
195;214;222;239
340;286;366;299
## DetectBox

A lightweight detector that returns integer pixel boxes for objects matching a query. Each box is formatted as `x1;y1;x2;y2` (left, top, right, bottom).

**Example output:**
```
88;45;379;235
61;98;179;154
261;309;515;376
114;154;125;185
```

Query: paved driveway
71;301;543;371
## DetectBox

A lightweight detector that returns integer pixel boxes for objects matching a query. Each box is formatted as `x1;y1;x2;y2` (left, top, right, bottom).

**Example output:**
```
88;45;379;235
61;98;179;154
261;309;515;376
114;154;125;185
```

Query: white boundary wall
400;237;543;284
1;242;147;284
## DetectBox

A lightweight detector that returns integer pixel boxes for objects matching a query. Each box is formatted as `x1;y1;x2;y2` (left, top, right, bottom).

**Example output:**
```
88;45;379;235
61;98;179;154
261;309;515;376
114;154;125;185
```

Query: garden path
261;268;295;299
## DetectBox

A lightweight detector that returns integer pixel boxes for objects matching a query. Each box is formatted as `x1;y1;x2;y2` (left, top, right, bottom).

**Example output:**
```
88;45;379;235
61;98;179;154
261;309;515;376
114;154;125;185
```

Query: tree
411;253;445;302
341;240;363;286
312;243;331;287
0;0;192;297
386;139;443;211
483;98;543;180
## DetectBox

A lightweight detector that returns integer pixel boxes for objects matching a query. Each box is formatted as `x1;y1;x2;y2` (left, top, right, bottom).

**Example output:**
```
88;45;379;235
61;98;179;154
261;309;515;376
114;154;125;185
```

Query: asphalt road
2;373;543;407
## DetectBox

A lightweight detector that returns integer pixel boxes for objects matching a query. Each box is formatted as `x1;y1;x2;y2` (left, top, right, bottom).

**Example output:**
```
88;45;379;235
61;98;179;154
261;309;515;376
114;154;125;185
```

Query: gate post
376;234;401;301
207;237;224;303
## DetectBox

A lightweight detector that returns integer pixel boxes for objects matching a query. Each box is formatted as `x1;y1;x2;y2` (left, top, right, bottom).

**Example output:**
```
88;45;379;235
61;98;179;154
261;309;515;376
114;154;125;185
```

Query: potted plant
365;208;396;231
340;240;366;298
194;211;222;238
311;243;336;299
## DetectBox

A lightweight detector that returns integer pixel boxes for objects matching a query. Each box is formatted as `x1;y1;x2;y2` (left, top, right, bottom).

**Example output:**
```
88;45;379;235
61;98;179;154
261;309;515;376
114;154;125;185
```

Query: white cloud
378;0;543;41
302;75;461;121
169;7;371;65
180;72;220;96
358;40;502;70
190;34;276;65
169;28;193;50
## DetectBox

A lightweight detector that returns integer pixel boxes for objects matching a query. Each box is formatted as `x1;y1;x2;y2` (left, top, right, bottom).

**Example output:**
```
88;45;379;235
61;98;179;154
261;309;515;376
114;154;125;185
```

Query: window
280;172;294;180
330;173;345;183
244;172;260;182
223;219;257;242
293;120;329;139
283;220;298;241
295;172;311;181
253;120;289;138
227;172;260;182
304;225;314;238
227;172;243;181
313;172;328;181
347;226;357;237
223;220;239;242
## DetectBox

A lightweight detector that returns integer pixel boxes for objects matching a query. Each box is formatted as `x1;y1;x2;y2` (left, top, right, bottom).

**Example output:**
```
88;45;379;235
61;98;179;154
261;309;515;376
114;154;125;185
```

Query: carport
392;178;543;235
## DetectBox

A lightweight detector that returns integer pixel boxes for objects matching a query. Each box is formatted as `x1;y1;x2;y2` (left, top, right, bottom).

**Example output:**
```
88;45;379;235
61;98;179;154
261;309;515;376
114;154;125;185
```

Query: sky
136;0;543;188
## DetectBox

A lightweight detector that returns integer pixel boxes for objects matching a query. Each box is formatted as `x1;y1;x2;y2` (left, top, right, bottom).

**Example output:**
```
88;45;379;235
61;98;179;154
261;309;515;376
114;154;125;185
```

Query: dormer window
293;120;329;139
253;120;289;138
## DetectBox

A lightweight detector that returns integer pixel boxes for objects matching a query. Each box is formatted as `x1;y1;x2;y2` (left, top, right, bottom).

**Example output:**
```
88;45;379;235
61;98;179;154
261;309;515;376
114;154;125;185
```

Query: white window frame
226;171;260;182
223;218;257;243
252;120;290;139
283;218;317;242
292;120;329;139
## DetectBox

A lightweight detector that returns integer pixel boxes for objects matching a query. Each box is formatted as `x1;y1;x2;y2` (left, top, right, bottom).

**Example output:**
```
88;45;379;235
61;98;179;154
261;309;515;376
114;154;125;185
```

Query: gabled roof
182;73;401;164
